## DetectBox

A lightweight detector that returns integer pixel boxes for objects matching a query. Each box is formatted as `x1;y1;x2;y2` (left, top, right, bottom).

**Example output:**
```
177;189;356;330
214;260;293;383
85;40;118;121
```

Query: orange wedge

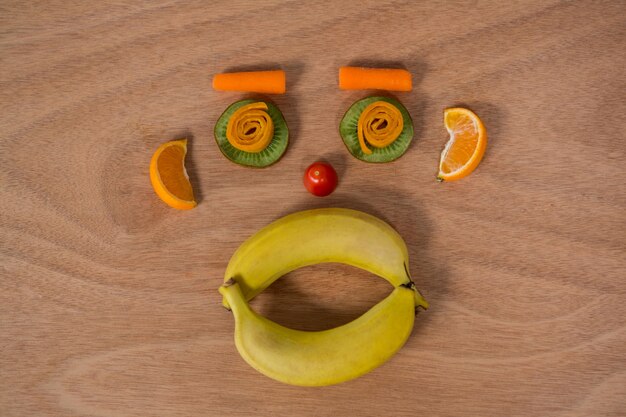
150;139;197;210
437;107;487;181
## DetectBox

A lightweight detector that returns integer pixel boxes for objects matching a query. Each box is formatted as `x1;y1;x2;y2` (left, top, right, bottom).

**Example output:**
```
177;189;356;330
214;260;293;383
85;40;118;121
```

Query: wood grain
1;1;625;416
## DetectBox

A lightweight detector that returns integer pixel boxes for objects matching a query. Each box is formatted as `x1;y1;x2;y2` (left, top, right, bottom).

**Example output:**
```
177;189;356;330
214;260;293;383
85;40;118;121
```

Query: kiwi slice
214;99;288;168
340;96;413;163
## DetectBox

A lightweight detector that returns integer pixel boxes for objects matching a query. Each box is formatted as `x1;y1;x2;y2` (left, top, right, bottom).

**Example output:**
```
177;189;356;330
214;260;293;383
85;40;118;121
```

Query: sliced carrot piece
437;108;487;181
212;70;286;94
339;67;412;91
150;139;197;210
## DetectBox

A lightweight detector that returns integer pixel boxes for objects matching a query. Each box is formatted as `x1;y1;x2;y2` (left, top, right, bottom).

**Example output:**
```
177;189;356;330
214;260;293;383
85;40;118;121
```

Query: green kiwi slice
214;99;288;168
339;96;413;163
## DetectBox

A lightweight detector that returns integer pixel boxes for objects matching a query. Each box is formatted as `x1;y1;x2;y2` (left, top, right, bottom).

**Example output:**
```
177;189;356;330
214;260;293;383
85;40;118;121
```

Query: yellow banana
219;208;429;386
220;280;417;386
222;208;428;309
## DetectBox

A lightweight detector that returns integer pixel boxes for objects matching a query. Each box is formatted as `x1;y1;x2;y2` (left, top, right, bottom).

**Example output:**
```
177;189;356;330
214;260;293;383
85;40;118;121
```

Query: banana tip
218;278;237;298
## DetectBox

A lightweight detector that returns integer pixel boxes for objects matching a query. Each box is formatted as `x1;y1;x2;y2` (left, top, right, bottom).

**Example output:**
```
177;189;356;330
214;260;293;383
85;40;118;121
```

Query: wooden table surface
2;1;625;416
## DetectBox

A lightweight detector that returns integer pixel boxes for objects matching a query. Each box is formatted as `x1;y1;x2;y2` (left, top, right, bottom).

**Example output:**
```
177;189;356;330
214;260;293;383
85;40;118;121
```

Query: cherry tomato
303;162;338;197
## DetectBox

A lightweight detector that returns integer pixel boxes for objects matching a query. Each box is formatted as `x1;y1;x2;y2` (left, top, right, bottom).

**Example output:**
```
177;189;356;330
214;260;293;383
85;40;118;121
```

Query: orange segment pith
150;139;197;210
437;107;487;181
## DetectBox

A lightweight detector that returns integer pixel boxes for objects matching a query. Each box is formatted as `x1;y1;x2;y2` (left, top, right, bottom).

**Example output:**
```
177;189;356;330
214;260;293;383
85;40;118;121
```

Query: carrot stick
339;67;412;92
212;70;286;94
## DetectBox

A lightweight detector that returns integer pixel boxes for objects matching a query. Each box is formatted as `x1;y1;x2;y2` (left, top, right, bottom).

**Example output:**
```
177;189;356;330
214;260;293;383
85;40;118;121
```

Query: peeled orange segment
437;107;487;181
150;139;197;210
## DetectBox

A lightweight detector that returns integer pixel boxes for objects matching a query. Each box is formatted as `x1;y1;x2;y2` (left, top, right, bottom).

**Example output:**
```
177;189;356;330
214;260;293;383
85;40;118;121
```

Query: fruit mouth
218;209;430;386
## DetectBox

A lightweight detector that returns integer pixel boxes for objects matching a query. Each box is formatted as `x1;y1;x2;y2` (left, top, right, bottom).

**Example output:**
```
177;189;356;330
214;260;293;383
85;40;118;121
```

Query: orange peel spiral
357;101;403;155
226;102;274;153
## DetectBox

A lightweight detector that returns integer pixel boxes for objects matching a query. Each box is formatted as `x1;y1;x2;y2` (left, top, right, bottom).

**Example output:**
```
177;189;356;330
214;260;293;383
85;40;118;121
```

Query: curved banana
222;208;428;309
219;208;429;385
220;280;417;386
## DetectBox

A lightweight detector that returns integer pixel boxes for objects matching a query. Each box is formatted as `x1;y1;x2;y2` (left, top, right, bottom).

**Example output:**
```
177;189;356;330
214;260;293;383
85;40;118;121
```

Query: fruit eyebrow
212;70;286;94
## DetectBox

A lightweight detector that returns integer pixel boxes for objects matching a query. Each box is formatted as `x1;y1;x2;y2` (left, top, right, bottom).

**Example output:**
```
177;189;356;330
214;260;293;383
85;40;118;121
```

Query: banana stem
399;281;429;311
402;263;429;310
